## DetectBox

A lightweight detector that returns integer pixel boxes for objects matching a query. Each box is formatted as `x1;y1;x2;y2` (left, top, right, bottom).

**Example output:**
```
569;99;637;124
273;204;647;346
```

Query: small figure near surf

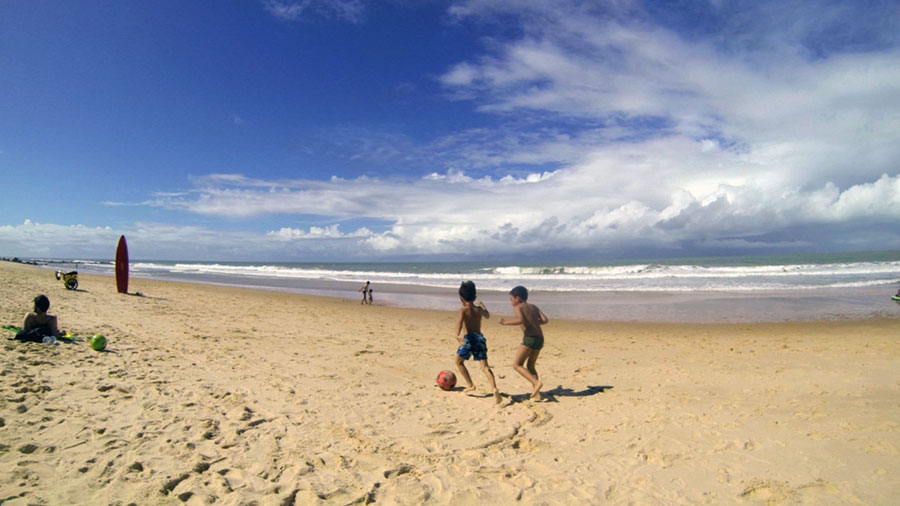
359;281;370;305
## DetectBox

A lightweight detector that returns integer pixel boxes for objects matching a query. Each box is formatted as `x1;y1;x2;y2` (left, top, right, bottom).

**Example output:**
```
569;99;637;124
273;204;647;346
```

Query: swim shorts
15;327;51;343
457;332;488;361
522;334;544;351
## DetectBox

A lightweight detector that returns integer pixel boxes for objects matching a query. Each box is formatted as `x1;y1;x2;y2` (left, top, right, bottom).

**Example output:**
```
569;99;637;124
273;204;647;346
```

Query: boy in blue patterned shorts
455;281;501;404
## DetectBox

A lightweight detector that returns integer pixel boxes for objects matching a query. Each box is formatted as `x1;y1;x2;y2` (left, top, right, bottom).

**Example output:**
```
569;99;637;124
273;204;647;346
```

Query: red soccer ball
436;370;457;391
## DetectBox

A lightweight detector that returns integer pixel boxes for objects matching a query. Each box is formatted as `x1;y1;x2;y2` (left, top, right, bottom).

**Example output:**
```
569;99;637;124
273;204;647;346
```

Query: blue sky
2;0;899;261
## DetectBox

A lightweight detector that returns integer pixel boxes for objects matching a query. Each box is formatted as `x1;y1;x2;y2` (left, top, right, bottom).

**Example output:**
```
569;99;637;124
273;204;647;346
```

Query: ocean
40;251;900;323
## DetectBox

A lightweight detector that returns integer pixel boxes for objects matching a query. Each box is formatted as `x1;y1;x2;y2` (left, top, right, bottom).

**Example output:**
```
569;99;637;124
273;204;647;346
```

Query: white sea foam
36;255;900;322
115;259;900;293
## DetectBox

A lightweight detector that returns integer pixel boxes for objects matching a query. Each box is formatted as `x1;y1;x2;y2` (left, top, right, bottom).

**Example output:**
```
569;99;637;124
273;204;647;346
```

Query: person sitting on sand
499;286;548;400
454;281;501;404
15;294;62;342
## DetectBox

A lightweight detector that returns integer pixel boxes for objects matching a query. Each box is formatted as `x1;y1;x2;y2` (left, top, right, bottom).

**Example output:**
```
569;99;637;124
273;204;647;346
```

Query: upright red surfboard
115;235;129;294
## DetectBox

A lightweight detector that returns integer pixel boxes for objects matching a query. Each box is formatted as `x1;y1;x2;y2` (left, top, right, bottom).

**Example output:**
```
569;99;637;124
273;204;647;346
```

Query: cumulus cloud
121;163;900;258
0;221;381;261
6;173;900;260
0;220;119;258
268;225;373;240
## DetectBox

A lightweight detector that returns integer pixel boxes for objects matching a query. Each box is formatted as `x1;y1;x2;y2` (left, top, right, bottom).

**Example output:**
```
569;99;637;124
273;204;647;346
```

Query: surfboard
115;235;129;294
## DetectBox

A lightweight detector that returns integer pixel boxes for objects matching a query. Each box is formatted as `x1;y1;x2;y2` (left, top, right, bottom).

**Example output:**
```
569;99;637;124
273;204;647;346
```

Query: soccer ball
90;334;107;351
436;370;456;390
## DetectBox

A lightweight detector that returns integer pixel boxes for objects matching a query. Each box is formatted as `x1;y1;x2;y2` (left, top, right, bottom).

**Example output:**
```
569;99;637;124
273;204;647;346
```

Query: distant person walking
359;281;371;305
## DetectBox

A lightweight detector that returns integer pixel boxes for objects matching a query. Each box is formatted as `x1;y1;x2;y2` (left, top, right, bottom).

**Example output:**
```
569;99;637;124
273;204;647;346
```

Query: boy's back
460;304;488;334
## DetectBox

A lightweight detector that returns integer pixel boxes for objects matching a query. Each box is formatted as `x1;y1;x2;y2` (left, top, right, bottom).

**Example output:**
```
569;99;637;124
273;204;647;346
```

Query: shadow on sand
540;385;613;403
438;383;614;404
123;291;168;300
505;385;613;404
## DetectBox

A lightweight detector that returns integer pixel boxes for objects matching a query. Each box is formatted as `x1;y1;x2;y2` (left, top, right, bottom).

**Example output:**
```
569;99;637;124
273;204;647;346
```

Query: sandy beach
1;260;899;505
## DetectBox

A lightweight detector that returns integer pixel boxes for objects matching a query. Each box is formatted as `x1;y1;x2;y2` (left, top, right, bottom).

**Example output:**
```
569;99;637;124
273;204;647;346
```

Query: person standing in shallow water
499;285;548;400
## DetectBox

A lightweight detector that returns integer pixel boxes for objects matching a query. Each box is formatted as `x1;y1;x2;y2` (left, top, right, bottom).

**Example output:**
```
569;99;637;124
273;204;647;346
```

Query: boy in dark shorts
455;281;501;404
500;285;548;400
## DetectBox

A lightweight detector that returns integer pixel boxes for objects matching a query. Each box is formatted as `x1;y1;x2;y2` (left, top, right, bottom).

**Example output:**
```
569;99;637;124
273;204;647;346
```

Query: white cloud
7;166;898;260
364;234;401;251
268;225;373;240
263;0;366;22
441;62;480;86
0;221;120;257
112;159;900;258
0;221;380;261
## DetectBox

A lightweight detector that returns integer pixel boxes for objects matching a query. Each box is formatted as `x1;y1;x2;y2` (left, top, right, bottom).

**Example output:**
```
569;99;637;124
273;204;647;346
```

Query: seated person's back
22;294;60;338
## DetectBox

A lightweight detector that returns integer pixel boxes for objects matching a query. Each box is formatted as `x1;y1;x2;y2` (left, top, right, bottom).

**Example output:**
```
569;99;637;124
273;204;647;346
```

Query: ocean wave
490;262;900;280
125;261;895;291
49;258;900;293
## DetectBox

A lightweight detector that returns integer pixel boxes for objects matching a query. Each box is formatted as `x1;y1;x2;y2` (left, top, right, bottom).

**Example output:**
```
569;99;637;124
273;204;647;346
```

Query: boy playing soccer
455;281;501;404
499;285;548;400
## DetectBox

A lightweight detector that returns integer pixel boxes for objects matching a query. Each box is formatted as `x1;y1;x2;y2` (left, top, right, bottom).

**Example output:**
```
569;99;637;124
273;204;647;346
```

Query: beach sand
1;261;898;505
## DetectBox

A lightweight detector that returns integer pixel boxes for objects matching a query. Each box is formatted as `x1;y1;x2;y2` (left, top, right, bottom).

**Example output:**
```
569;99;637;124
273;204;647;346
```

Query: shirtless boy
455;281;501;404
23;294;61;338
499;286;548;400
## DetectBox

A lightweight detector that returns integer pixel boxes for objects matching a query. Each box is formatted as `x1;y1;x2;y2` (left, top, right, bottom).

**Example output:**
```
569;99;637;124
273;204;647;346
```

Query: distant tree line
1;257;39;266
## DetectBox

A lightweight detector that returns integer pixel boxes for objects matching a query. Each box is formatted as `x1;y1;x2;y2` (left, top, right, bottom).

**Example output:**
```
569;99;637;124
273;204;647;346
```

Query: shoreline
2;260;899;504
31;260;900;324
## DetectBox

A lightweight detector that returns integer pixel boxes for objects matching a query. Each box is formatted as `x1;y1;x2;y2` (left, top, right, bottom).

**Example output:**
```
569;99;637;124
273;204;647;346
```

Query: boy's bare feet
493;390;502;404
464;385;477;393
530;381;543;400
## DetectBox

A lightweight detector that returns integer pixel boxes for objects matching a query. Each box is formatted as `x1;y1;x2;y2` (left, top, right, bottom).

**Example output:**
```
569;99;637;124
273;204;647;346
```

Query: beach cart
56;270;78;290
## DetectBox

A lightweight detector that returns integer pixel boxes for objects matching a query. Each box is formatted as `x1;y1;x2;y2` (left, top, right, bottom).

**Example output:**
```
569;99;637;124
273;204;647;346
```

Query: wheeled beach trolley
56;270;78;290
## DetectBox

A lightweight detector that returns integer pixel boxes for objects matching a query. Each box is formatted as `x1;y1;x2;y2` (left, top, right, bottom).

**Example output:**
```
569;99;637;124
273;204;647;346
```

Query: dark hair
33;294;50;313
509;285;528;301
459;280;476;302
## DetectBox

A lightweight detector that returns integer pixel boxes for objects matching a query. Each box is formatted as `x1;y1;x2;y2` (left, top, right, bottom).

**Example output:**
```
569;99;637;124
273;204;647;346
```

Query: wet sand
2;261;899;504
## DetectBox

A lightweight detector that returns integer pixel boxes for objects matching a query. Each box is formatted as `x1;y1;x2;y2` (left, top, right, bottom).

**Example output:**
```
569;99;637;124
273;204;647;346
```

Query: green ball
90;334;107;351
